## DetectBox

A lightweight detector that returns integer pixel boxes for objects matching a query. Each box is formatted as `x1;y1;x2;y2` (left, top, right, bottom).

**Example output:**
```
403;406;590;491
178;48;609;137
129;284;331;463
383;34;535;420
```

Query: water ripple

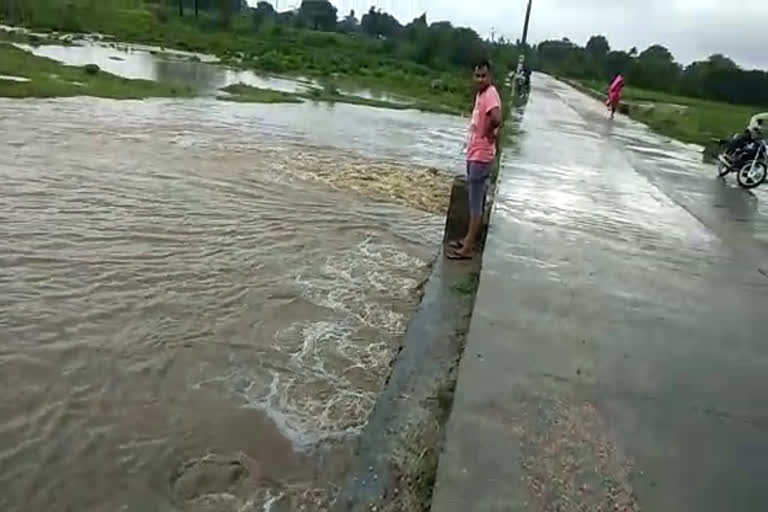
0;96;456;511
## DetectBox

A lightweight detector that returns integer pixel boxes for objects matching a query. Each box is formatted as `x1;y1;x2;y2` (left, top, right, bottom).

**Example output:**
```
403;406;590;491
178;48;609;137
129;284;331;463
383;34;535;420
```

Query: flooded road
432;74;768;512
0;96;467;511
545;78;768;259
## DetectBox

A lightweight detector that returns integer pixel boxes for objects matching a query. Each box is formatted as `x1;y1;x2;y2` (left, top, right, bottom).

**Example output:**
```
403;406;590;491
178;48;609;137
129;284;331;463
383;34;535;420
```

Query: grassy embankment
571;78;765;153
219;82;464;115
0;27;461;112
0;1;479;114
0;38;192;99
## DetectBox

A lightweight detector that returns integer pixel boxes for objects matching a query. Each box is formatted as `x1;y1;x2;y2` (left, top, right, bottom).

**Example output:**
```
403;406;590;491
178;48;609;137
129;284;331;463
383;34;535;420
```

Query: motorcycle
737;139;768;189
717;134;768;189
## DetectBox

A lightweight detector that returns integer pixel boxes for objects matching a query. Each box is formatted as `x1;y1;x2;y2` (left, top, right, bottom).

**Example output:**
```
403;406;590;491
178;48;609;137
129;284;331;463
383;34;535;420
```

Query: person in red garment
447;59;502;260
606;73;625;119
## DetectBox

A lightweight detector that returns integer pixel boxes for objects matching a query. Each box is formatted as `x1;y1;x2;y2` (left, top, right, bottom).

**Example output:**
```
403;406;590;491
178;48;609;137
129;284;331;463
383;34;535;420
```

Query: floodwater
16;41;312;94
0;84;468;510
18;39;413;103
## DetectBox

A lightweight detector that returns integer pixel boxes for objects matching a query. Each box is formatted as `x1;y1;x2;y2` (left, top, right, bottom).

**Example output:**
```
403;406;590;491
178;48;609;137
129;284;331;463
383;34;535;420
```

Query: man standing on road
447;59;502;260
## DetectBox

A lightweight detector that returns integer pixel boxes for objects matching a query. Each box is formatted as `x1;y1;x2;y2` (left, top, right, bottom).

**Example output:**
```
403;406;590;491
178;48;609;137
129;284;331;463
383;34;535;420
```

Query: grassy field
0;42;193;99
577;78;763;148
217;83;303;103
218;82;464;115
0;1;480;114
0;31;466;114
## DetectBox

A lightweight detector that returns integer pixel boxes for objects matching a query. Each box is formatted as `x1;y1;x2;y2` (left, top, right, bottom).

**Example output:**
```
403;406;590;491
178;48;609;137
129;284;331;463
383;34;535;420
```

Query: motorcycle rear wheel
716;159;731;177
737;161;767;189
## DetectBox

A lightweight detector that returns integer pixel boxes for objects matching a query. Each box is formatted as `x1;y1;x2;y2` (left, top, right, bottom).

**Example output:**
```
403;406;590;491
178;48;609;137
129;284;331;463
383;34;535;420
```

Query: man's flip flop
447;240;464;250
446;249;473;260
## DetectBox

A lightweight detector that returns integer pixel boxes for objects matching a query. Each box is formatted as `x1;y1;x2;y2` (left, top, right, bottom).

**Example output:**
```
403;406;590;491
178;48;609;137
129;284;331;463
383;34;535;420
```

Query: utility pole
521;0;532;48
514;0;533;98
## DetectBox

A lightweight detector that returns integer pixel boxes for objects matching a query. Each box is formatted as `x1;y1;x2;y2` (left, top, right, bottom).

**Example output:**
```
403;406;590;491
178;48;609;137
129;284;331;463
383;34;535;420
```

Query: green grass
573;78;763;148
0;27;64;45
0;42;193;99
450;272;479;296
217;82;463;115
0;2;478;116
302;88;462;115
217;83;303;103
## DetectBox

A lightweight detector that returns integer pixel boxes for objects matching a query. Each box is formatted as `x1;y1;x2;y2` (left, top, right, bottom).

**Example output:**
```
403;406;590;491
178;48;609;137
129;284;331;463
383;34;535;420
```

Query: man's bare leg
449;161;490;258
454;213;482;257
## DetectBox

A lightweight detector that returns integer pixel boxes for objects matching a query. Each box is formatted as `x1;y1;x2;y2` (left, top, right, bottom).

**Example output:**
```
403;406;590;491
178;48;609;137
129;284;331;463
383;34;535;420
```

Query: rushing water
0;83;468;511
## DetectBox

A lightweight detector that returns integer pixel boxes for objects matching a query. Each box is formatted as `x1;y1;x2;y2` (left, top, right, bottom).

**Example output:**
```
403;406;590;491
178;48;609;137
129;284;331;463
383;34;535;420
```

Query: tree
178;0;183;17
298;0;337;31
217;0;233;26
535;39;595;78
705;54;739;72
361;7;402;38
680;54;745;102
586;35;610;60
605;50;633;78
638;44;675;63
338;9;359;33
533;34;768;107
633;44;681;91
184;0;246;15
402;13;427;43
252;1;276;28
450;27;486;68
1;0;36;22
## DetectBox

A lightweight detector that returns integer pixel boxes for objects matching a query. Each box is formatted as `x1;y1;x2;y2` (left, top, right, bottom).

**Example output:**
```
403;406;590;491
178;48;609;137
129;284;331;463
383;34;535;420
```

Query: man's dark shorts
466;160;492;216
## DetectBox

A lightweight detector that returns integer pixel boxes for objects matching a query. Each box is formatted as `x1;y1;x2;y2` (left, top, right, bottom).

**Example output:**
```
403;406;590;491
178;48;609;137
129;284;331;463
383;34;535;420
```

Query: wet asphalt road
432;74;768;511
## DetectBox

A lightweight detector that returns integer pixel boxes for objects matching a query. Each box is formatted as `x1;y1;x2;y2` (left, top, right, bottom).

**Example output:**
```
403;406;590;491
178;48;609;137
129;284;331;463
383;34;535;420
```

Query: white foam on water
261;490;283;512
231;237;429;450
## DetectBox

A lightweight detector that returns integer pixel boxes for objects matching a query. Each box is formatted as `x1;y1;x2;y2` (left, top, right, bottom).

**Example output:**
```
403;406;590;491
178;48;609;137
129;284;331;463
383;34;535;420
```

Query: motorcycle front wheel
737;161;767;189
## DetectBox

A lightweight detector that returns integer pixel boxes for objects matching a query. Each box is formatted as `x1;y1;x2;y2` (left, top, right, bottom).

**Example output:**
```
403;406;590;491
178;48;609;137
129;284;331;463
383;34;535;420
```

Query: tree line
0;0;514;75
534;35;768;106
144;0;514;74
248;1;514;73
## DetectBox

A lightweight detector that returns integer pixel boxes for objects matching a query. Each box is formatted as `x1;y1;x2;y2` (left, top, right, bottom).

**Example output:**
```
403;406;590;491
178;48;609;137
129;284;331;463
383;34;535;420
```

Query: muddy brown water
0;94;468;511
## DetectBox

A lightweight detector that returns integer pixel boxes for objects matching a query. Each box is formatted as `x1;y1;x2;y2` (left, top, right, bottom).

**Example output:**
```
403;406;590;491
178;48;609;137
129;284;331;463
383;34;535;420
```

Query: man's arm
485;106;502;140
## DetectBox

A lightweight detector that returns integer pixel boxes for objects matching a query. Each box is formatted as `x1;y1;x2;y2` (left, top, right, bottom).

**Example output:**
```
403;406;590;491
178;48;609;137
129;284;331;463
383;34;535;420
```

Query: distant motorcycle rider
722;112;768;164
523;66;532;92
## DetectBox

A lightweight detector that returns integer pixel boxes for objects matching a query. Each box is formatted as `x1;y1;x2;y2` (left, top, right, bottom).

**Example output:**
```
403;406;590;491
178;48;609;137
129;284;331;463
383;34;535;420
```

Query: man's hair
474;59;492;71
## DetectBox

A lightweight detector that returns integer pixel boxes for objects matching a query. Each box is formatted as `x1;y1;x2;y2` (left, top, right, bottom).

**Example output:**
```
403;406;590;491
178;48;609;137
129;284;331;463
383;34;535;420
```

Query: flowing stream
0;41;469;512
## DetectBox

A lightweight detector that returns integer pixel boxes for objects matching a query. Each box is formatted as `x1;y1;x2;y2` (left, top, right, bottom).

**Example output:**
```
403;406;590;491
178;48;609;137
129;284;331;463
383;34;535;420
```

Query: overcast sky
254;0;768;70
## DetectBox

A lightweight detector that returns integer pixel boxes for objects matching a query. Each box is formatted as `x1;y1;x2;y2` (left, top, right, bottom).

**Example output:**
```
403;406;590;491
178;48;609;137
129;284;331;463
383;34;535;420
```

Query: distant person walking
447;59;502;260
606;73;625;119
